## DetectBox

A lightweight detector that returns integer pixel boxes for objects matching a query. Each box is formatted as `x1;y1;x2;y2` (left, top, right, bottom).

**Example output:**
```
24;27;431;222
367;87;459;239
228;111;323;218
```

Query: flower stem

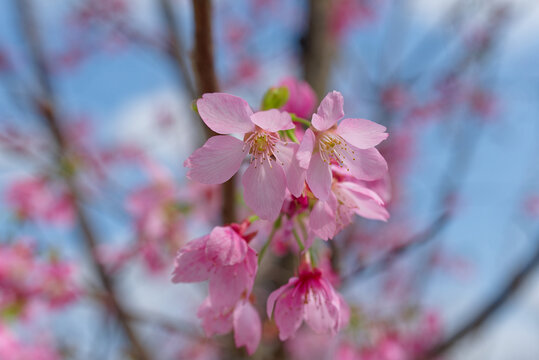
291;114;312;128
257;216;282;265
292;228;305;252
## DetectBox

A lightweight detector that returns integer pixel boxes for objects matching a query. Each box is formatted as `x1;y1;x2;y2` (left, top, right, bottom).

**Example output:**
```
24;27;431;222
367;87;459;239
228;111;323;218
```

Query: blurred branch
190;0;236;224
302;0;333;99
419;233;539;360
341;211;451;287
16;1;151;359
158;0;196;100
88;287;200;338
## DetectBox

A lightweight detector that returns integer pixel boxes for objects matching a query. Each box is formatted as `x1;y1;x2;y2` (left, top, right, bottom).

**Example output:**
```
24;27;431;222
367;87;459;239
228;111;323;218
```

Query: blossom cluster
0;241;79;319
173;79;390;354
0;325;60;360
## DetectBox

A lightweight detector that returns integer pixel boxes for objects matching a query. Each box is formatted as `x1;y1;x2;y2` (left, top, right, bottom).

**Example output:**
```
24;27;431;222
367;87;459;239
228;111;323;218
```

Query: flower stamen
243;131;280;168
318;134;355;171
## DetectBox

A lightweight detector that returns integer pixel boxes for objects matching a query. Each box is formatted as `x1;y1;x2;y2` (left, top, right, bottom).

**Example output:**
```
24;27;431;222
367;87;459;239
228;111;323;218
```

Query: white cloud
113;87;199;163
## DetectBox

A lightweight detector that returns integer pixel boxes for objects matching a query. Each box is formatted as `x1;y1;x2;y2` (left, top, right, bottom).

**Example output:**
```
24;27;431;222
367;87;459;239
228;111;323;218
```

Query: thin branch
419;233;539;360
341;211;451;287
16;1;151;359
158;0;197;99
190;0;236;224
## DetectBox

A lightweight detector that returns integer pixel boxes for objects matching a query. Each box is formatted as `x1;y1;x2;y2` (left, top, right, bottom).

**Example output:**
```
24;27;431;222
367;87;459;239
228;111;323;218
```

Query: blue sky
0;0;538;358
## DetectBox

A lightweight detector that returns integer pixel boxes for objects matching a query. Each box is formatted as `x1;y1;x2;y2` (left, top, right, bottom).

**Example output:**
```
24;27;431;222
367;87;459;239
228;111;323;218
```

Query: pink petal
341;146;388;181
312;91;344;131
274;142;306;197
303;289;339;334
354;198;390;221
250;109;294;132
171;236;212;283
197;93;255;134
233;301;262;355
184;135;245;184
309;193;338;241
206;226;247;266
296;128;315;169
339;182;384;205
336;118;388;149
267;279;295;319
197;297;233;336
242;161;287;221
274;285;304;341
306;151;332;201
337;294;350;330
209;260;255;310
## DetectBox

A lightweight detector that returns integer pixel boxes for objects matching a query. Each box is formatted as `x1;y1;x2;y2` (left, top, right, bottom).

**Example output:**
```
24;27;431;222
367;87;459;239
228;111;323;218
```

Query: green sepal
261;86;289;110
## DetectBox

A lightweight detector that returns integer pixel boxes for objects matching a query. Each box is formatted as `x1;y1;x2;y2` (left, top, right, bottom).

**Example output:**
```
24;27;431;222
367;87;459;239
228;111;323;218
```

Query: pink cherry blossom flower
0;241;79;318
185;93;299;220
197;297;261;355
267;264;349;340
172;224;257;310
127;181;185;272
37;261;80;308
279;77;317;119
297;91;388;200
309;166;389;240
6;177;74;226
127;159;186;272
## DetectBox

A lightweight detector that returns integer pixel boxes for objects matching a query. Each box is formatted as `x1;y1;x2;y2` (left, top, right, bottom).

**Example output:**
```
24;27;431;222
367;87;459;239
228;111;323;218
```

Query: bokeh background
0;0;538;359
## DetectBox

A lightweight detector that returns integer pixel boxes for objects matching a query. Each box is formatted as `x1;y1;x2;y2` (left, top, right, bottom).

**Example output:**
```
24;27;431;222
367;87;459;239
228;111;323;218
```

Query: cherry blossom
185;93;297;220
172;224;258;310
197;297;261;355
310;166;390;240
6;177;74;226
279;77;317;119
267;263;349;340
297;91;388;200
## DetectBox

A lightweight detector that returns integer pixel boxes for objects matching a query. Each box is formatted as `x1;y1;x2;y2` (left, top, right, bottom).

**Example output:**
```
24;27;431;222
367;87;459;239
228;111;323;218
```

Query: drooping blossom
172;224;257;310
185;93;300;220
197;297;261;355
267;263;349;340
309;166;390;240
279;77;317;119
297;91;388;201
6;177;74;226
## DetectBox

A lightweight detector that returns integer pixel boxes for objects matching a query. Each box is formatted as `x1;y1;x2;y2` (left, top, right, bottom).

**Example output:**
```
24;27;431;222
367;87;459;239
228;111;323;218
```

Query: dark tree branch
191;0;219;96
190;0;236;224
302;0;333;99
419;233;539;360
16;1;151;359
